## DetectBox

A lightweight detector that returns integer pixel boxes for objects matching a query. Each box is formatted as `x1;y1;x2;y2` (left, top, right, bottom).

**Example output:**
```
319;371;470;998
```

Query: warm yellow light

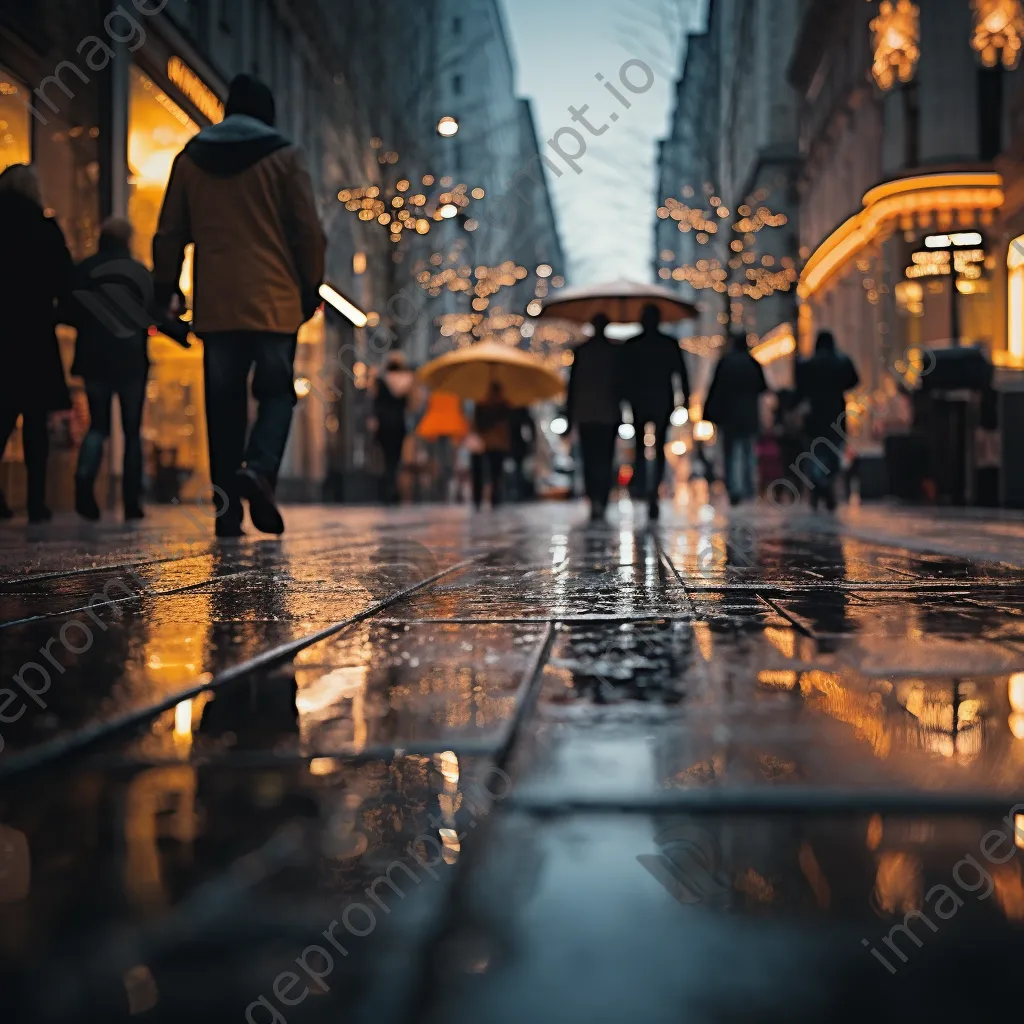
439;203;458;219
397;179;410;191
670;440;688;456
167;56;224;123
353;251;367;275
972;0;1024;69
471;187;485;199
693;420;715;442
751;324;797;365
527;300;543;316
319;284;368;327
799;172;1004;299
294;377;312;398
870;1;921;90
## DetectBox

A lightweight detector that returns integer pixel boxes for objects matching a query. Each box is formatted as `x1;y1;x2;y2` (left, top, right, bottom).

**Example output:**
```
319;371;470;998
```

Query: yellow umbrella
539;278;697;325
418;341;564;407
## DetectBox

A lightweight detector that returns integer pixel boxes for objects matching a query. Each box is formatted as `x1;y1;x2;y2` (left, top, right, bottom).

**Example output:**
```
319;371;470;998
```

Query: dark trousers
203;332;298;528
378;430;405;506
631;412;670;501
579;423;618;509
722;432;758;504
471;450;506;508
76;374;147;507
0;409;48;511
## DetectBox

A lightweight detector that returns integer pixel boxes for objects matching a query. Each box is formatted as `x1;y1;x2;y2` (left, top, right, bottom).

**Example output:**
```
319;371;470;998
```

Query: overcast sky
502;0;705;286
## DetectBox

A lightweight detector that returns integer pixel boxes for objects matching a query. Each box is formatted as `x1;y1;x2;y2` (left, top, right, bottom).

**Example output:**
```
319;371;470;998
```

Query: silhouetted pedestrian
153;74;326;537
796;330;860;511
509;405;537;501
704;332;767;506
0;164;73;523
567;313;622;522
623;303;690;519
471;382;512;509
70;218;153;522
372;354;415;505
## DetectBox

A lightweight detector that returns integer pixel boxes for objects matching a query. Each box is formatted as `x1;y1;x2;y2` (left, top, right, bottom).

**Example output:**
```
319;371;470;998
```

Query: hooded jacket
796;333;860;436
703;336;767;437
153;114;326;335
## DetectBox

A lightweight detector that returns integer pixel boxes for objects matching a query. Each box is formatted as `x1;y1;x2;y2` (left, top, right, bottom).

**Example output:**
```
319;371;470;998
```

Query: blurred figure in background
372;353;416;505
471;381;512;510
774;388;806;503
704;332;767;507
0;164;74;523
509;405;537;502
796;330;859;511
70;218;152;522
566;313;622;523
622;303;690;520
416;389;469;502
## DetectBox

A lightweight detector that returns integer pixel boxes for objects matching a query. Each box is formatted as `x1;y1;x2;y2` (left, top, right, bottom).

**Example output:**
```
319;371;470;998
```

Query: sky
502;0;705;287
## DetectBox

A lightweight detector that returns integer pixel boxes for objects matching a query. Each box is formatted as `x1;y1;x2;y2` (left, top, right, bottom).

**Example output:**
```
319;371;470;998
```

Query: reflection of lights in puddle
434;749;460;786
309;757;341;776
1010;674;1024;738
440;827;461;863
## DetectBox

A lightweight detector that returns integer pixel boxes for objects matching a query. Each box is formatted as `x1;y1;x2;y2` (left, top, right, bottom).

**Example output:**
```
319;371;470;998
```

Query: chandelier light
870;0;921;90
971;0;1024;68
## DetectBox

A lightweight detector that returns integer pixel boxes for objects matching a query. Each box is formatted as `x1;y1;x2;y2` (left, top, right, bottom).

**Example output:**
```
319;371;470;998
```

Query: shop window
0;68;32;173
1008;236;1024;363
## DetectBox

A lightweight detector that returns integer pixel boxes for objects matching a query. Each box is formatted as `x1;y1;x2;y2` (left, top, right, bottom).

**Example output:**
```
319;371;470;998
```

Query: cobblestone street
3;502;1024;1021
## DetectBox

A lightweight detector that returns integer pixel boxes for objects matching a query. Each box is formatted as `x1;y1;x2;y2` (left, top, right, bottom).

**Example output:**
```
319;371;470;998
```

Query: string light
971;0;1024;68
870;0;921;90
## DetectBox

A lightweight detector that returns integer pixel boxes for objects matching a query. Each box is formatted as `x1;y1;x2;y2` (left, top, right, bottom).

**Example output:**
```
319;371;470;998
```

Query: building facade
790;0;1023;409
0;0;465;508
655;0;803;397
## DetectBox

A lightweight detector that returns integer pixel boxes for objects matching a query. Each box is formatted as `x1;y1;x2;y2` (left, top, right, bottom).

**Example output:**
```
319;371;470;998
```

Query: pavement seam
0;553;492;781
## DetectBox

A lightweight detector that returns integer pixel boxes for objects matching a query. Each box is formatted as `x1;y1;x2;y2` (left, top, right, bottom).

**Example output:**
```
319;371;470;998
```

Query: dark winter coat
69;239;152;382
622;328;690;421
566;335;623;427
0;192;73;412
703;339;767;437
796;336;860;436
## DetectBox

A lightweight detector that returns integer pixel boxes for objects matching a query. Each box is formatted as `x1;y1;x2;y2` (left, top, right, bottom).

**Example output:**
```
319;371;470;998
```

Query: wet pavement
2;500;1024;1022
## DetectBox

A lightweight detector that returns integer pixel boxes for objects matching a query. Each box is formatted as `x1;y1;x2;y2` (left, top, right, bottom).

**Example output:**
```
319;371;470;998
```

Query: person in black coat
70;218;154;522
703;332;767;506
371;354;415;505
622;304;690;519
566;313;622;522
0;165;73;523
795;330;860;511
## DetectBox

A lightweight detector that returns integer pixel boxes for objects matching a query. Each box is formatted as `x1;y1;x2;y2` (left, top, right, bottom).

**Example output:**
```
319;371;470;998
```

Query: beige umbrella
417;340;564;407
538;278;697;325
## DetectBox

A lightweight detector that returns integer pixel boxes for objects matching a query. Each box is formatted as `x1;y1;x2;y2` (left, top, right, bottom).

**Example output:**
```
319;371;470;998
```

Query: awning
798;171;1004;300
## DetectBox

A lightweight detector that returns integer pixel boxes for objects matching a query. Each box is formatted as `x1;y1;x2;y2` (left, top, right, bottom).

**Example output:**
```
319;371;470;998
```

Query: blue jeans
203;332;298;528
723;432;757;504
76;374;147;506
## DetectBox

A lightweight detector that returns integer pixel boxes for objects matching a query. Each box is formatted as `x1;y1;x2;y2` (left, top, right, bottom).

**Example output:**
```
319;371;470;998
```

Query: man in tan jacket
154;75;326;537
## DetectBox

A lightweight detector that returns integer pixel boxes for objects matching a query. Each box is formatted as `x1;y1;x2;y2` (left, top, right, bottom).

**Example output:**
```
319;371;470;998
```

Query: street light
437;115;459;137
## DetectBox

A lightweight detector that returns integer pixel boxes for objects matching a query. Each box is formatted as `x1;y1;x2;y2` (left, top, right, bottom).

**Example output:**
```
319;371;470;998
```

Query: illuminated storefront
0;68;31;172
127;64;207;499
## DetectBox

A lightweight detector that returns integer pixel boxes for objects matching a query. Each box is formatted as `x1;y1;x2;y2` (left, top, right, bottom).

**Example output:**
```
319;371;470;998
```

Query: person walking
566;313;622;522
796;329;860;511
508;405;537;502
622;303;690;520
416;390;469;502
153;74;326;538
372;354;415;505
0;164;74;523
70;218;153;522
703;332;767;506
470;382;512;510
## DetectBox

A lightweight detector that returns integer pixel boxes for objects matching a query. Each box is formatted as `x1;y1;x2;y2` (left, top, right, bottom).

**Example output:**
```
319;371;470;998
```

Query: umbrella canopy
538;278;697;325
417;341;564;407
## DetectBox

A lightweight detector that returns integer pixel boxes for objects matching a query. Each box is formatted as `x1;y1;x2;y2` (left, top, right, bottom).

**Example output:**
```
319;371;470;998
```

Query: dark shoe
124;502;145;521
0;491;12;520
75;480;101;522
590;502;607;523
235;468;284;535
28;504;52;524
648;499;661;522
215;520;245;539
